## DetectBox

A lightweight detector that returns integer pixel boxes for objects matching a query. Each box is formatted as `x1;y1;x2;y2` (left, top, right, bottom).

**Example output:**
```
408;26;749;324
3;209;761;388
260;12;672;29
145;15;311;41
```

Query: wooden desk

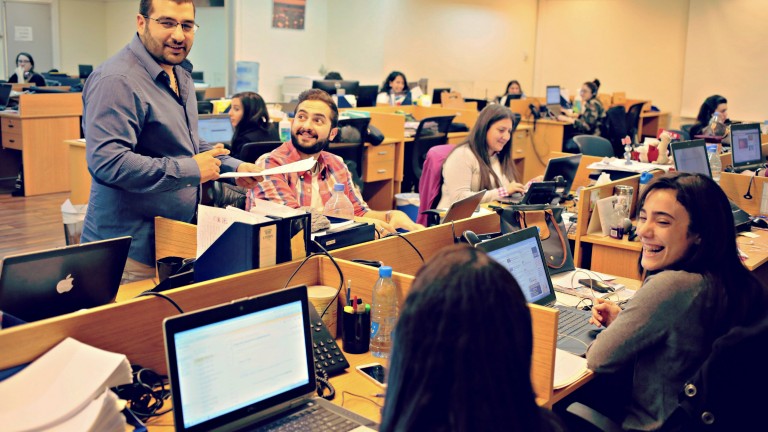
0;93;83;196
519;118;570;180
64;139;88;205
639;111;671;141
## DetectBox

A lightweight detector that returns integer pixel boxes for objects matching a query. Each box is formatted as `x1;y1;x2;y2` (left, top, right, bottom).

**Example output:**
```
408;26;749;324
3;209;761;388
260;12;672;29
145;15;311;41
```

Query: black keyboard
554;305;592;341
254;402;360;432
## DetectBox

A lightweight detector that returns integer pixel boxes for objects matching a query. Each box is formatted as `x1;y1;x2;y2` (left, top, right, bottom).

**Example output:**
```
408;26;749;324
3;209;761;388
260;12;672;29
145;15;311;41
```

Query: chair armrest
420;209;444;227
565;402;624;432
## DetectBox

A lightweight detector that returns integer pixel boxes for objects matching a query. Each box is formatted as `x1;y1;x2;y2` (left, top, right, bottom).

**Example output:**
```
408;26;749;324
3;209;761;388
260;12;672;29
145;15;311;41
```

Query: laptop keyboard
554;305;592;341
252;403;361;432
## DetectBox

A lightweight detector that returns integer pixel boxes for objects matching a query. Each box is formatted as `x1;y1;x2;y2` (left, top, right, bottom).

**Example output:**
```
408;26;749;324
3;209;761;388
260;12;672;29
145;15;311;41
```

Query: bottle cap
333;183;345;192
640;172;653;184
706;144;717;153
379;266;392;277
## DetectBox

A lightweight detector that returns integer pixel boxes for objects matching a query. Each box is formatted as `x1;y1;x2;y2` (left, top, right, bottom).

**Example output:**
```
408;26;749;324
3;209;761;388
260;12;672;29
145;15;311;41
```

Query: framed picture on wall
272;0;306;30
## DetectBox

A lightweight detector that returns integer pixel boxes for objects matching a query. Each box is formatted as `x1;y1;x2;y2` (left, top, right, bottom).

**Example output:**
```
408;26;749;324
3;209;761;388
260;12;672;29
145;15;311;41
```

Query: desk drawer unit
364;143;395;182
1;117;21;134
512;129;529;160
2;131;23;150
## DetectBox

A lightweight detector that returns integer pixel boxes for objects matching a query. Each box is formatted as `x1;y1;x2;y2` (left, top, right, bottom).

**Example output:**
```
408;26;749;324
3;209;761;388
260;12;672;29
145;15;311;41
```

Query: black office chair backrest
601;105;628;157
408;115;455;191
573;135;614;157
329;117;371;191
625;102;645;140
681;124;694;139
239;141;283;163
197;101;213;115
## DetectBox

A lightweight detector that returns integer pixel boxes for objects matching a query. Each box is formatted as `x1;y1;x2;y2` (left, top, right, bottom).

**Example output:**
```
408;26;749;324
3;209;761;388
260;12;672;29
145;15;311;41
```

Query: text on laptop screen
732;125;762;165
174;301;309;428
674;144;711;178
546;86;560;105
484;235;552;303
198;117;233;144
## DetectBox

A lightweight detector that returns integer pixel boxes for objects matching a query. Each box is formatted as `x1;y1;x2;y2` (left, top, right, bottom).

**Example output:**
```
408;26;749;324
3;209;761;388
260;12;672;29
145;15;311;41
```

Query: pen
346;279;352;306
353;296;358;312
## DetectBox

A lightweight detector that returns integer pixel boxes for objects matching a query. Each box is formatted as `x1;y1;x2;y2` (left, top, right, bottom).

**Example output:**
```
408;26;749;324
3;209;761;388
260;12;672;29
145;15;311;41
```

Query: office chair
328;117;371;192
625;102;645;142
681;124;694;139
239;141;283;163
601;105;629;157
402;115;455;193
197;101;213;115
573;135;614;157
416;144;454;226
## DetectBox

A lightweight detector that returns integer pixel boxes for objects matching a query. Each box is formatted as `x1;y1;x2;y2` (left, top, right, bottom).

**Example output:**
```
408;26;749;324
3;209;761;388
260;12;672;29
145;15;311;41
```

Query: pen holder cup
342;310;371;354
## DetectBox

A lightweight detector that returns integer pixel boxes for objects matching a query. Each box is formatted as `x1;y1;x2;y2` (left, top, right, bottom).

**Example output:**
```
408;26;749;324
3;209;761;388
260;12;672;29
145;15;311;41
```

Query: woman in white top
437;105;524;208
376;71;413;106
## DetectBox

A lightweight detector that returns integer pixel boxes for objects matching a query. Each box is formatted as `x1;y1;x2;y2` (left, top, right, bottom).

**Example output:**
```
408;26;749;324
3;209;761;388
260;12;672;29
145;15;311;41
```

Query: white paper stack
0;338;133;432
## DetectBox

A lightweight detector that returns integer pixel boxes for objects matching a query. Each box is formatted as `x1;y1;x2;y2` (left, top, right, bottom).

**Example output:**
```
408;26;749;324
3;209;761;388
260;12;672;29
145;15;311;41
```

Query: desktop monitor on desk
311;80;360;96
78;65;93;80
432;87;450;105
198;114;233;145
356;85;378;107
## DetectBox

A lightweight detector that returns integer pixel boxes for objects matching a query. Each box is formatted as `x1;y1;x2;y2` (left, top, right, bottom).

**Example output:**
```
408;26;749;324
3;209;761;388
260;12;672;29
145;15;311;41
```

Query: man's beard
292;130;331;155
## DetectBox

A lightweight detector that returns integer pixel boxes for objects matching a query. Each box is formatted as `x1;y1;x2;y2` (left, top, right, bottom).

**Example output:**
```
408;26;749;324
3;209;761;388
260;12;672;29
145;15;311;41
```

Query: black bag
496;204;575;274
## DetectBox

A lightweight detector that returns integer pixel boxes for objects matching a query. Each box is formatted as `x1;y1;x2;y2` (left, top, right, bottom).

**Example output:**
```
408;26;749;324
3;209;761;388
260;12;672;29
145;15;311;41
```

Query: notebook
0;236;131;323
544;154;582;196
198;114;234;146
730;123;764;172
476;227;596;356
163;285;377;432
670;139;711;177
0;84;13;110
440;190;486;224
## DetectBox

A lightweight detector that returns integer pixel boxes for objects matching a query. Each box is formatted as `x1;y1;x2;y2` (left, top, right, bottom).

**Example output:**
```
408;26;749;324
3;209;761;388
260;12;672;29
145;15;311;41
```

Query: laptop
671;139;712;177
198;114;234;146
543;154;582;197
0;84;13;110
496;182;560;205
163;285;377;432
0;236;131;323
440;190;486;224
546;85;562;116
730;123;764;172
476;227;595;356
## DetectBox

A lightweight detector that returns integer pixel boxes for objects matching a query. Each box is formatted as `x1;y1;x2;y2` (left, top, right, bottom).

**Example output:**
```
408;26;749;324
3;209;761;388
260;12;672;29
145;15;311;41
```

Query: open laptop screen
731;123;762;167
198;115;233;145
546;86;560;105
477;228;555;305
165;287;315;431
671;139;711;178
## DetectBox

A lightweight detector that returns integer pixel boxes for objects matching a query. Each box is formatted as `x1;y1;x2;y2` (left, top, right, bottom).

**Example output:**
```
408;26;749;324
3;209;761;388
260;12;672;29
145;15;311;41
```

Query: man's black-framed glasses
142;15;199;34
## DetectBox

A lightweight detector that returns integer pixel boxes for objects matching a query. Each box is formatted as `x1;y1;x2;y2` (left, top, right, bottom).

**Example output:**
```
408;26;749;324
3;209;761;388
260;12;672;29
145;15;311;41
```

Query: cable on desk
282;242;345;320
390;232;424;263
341;391;384;409
136;291;184;314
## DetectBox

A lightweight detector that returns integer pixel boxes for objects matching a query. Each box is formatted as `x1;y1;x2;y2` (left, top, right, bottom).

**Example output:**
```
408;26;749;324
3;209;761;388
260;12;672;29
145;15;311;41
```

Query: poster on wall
272;0;305;30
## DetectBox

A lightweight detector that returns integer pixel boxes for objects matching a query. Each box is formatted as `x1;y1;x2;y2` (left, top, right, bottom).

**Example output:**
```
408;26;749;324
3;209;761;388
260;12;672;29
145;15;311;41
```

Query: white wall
186;6;227;87
58;0;107;74
534;0;690;121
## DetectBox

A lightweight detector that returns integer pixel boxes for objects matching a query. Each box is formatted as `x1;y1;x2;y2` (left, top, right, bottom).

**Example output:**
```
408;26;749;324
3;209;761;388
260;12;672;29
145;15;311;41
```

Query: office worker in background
380;245;565;432
229;91;279;159
323;71;343;80
247;89;423;235
82;0;260;283
497;79;526;106
689;94;729;138
557;79;605;135
583;173;767;430
437;104;528;208
376;70;412;105
7;52;46;87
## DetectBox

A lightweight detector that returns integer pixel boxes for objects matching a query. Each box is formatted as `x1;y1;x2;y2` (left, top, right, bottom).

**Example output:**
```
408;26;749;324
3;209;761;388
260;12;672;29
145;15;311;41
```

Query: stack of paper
196;205;273;258
0;338;133;431
553;349;591;389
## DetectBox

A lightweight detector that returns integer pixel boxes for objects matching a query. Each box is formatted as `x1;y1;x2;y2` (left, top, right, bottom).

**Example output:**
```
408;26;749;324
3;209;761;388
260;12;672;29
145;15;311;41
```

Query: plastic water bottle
370;266;398;358
707;112;725;136
323;183;354;219
707;144;722;184
278;113;291;143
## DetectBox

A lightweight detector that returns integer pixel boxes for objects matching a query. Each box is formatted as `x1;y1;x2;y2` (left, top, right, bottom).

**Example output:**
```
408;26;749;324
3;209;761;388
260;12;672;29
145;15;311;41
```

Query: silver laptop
198;114;234;146
730;123;764;172
440;190;486;224
671;139;712;177
476;227;596;356
163;285;377;432
0;236;131;322
546;85;562;116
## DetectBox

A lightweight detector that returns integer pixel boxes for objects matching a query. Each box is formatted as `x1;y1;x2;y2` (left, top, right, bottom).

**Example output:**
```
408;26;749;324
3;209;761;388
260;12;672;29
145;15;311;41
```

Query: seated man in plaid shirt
247;89;423;235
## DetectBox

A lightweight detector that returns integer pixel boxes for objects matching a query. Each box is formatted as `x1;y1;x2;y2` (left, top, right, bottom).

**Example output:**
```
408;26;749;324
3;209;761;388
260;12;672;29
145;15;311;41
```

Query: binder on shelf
194;212;310;283
311;222;375;252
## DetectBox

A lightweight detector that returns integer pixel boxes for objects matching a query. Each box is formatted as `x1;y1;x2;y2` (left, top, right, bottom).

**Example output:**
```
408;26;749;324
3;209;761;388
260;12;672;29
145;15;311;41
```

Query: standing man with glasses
81;0;262;283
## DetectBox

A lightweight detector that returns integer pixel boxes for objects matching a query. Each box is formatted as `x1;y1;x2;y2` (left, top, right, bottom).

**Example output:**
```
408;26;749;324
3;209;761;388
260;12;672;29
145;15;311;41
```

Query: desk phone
309;304;350;376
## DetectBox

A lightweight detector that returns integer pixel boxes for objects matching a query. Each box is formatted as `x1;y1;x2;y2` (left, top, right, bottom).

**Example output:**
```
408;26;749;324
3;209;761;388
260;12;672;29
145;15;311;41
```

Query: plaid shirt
247;141;369;216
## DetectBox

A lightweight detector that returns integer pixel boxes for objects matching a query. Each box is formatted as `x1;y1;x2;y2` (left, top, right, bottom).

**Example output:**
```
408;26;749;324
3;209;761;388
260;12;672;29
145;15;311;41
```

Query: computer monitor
78;65;93;80
198;114;233;145
546;85;562;115
730;123;763;171
670;139;711;178
356;85;378;107
311;80;360;96
432;88;450;105
191;71;204;83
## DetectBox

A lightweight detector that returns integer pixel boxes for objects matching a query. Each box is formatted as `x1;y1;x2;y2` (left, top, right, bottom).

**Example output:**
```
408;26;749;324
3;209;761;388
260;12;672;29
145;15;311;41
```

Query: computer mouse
751;218;768;229
588;328;604;338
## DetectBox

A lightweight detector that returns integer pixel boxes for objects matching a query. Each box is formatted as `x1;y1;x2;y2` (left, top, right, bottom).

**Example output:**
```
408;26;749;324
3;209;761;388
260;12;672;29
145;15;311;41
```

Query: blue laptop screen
173;300;308;428
484;235;552;304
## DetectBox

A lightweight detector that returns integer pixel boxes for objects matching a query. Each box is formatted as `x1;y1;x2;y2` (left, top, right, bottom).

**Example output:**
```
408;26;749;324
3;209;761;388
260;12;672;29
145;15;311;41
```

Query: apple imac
0;236;131;322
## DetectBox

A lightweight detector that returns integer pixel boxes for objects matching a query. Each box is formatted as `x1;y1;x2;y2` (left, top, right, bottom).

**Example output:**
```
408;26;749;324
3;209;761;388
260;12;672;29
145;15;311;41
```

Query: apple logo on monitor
56;274;74;293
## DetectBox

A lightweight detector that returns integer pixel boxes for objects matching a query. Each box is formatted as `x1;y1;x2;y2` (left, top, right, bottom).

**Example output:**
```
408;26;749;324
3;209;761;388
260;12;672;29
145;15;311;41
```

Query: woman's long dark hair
231;91;270;139
16;52;35;73
503;79;522;95
380;71;408;94
695;94;727;126
448;104;518;190
380;245;550;432
637;172;766;328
